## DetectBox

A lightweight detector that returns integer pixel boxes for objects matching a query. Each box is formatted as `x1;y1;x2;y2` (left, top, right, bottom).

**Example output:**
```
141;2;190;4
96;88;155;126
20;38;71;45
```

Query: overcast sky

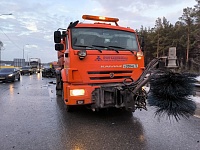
0;0;197;63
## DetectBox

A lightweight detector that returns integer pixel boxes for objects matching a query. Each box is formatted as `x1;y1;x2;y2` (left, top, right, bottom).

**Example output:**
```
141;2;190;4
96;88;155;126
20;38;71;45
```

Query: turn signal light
136;51;143;60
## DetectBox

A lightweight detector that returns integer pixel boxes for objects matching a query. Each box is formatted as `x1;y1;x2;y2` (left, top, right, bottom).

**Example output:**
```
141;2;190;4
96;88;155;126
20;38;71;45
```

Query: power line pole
0;41;3;69
0;13;13;68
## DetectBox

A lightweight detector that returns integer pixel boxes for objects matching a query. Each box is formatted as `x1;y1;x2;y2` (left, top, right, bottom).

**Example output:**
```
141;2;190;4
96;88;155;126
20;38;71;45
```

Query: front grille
88;70;133;80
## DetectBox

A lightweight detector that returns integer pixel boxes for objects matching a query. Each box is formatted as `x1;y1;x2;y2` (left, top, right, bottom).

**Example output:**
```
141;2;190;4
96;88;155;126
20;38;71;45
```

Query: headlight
77;50;87;60
29;69;32;71
8;74;13;77
70;89;85;96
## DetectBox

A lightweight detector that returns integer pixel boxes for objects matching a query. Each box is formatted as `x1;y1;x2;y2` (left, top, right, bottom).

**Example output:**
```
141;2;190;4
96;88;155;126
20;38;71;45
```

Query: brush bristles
148;70;197;120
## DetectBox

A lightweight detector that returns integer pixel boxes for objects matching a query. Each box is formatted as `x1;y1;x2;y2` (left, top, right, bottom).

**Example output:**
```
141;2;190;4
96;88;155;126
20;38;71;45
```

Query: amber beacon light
82;15;119;23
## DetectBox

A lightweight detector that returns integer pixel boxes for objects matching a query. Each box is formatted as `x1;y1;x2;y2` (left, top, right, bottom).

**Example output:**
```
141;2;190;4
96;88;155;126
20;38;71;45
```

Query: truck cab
29;58;41;73
54;15;145;111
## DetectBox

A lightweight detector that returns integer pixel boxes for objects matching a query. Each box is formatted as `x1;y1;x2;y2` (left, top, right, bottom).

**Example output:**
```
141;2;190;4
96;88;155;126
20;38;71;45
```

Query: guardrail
0;66;15;68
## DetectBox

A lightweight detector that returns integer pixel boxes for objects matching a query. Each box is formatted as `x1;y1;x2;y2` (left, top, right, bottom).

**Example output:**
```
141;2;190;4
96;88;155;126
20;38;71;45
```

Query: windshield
30;62;39;66
0;68;14;73
71;28;139;51
43;66;51;69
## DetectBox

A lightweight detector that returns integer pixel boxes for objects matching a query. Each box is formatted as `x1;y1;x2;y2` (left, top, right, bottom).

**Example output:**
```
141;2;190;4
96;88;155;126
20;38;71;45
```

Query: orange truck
54;15;147;112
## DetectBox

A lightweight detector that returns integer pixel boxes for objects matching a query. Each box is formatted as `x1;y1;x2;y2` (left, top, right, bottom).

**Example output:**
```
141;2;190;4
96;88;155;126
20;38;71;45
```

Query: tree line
138;0;200;73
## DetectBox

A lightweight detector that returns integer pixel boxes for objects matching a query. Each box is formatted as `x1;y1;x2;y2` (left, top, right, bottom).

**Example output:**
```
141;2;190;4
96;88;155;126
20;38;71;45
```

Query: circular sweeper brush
148;69;197;121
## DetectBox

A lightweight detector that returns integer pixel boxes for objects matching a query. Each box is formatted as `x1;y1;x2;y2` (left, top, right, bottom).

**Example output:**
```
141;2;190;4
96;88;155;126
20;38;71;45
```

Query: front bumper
0;76;15;81
20;70;31;74
64;83;136;111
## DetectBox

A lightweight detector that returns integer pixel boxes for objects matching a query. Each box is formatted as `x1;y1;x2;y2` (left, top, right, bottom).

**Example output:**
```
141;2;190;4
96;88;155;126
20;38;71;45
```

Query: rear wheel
61;88;64;100
56;89;62;96
56;75;63;96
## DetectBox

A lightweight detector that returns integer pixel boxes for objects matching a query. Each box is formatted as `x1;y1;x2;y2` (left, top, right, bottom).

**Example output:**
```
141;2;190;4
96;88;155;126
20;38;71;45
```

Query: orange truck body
54;15;145;111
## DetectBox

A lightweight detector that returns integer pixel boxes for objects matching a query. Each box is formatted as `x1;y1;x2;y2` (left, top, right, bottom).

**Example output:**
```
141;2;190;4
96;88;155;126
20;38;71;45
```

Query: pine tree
179;7;195;69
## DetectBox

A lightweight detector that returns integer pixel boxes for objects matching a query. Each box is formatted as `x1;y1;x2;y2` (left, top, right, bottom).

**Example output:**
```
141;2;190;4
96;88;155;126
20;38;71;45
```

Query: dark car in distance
0;68;20;82
42;66;55;78
20;66;34;75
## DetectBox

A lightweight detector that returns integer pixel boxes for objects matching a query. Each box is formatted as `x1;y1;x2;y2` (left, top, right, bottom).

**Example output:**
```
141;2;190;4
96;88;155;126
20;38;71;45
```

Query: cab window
71;28;139;51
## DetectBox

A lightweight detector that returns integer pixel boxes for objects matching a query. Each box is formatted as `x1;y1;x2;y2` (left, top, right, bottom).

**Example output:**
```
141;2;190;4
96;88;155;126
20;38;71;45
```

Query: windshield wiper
108;45;134;54
74;44;102;53
92;44;119;53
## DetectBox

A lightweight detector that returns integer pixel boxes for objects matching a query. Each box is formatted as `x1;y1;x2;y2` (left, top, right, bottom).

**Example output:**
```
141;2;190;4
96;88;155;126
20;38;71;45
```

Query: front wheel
64;105;74;112
56;89;62;96
56;77;63;96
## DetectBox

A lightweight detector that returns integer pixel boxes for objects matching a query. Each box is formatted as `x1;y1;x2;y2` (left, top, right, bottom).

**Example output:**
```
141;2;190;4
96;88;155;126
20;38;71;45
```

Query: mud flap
123;90;136;111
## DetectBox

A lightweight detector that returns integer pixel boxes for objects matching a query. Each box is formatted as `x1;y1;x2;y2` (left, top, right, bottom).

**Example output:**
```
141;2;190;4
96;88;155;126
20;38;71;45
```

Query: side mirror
140;36;145;51
54;31;61;43
55;44;64;51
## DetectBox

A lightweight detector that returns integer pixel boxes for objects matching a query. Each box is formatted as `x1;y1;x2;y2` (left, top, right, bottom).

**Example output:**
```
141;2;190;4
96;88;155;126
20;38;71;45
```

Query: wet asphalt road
0;74;200;150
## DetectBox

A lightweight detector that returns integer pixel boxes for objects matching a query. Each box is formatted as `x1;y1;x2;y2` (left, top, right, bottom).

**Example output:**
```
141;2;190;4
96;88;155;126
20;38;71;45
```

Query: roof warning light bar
82;15;119;26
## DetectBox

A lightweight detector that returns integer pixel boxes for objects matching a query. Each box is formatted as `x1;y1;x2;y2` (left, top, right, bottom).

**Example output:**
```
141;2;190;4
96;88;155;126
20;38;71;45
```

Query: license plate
123;64;138;68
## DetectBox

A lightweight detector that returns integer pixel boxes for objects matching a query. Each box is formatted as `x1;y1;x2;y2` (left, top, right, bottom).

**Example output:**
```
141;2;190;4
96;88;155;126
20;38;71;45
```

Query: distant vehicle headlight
8;74;13;77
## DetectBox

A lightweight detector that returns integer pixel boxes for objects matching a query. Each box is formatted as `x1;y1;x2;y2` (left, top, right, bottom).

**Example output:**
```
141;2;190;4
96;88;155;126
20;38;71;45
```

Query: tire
56;89;62;96
56;78;63;96
62;90;74;112
64;105;74;112
66;105;73;112
61;89;64;100
18;76;20;81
